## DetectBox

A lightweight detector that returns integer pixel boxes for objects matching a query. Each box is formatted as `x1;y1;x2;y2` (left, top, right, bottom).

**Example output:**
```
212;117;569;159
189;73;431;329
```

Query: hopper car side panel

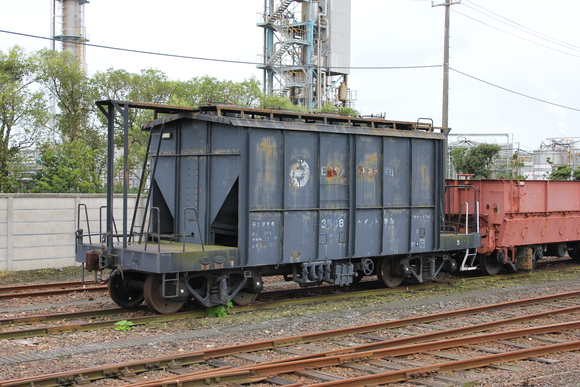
76;101;481;313
149;117;445;268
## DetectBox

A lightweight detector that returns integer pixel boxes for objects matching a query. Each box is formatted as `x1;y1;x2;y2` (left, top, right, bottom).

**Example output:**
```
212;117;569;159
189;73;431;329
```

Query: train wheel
377;258;403;288
143;274;185;314
434;271;449;282
569;244;580;262
480;253;503;276
232;291;258;306
108;272;144;309
532;247;542;269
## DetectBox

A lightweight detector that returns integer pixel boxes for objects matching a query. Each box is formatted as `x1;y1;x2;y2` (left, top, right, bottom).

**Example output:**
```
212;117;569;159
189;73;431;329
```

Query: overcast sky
1;0;578;150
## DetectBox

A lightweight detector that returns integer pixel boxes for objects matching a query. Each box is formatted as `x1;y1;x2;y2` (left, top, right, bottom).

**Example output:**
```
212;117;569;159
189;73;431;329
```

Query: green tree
171;75;263;107
338;106;359;117
545;157;580;181
498;154;526;180
92;68;178;188
450;143;502;179
92;70;273;188
0;46;49;192
315;103;360;117
33;139;104;193
36;49;100;145
549;164;573;180
258;94;307;112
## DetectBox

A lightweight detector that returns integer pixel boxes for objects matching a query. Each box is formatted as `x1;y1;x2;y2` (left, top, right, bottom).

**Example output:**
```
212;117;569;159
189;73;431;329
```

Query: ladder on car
460;248;478;271
129;123;165;244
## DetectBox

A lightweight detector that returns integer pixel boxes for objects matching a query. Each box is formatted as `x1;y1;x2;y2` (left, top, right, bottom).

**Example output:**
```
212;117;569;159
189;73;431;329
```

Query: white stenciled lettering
321;217;346;229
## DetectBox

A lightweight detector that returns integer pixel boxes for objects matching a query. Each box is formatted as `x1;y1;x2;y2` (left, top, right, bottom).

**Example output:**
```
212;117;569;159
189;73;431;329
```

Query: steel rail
0;258;576;302
232;302;580;366
308;340;580;386
0;281;98;293
2;285;579;341
0;285;107;300
99;320;580;387
2;291;580;387
0;307;149;326
0;262;573;327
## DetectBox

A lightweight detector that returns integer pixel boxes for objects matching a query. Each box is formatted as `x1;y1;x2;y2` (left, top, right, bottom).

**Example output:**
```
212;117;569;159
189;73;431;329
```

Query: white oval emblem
290;160;310;188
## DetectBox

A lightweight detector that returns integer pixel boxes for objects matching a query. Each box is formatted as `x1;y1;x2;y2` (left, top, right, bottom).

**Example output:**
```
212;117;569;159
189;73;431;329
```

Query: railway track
0;256;575;302
0;281;106;300
0;281;445;341
2;291;580;387
1;260;579;342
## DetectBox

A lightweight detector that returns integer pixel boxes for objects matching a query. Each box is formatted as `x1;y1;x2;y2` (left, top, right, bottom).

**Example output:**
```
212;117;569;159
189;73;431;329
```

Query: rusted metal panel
447;179;580;253
356;136;381;208
285;131;317;210
383;137;410;207
249;129;283;211
320;133;349;209
412;139;437;207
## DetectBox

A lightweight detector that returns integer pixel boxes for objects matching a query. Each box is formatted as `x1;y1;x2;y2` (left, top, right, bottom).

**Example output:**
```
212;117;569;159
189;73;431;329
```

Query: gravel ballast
1;267;580;386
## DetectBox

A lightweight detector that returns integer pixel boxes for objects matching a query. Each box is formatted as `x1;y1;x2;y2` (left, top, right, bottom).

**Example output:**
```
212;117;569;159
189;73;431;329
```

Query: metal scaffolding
257;0;354;111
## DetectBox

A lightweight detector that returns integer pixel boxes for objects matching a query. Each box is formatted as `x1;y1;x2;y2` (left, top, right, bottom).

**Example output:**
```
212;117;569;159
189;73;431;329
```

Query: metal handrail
99;206;119;243
183;207;205;252
444;185;479;234
144;207;161;253
76;203;92;244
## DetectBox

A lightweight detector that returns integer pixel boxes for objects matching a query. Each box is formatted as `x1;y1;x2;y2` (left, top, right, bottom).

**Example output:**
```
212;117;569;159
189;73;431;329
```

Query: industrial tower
51;0;89;70
257;0;353;110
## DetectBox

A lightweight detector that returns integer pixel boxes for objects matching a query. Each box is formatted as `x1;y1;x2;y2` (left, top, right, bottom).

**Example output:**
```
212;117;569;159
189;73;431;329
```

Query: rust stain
367;167;378;178
358;165;379;179
324;164;346;180
290;251;301;261
326;166;338;178
356;153;379;179
256;137;277;186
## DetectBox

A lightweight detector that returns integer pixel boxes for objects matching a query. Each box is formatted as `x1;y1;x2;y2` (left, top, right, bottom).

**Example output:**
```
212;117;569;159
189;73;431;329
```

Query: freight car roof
96;100;449;137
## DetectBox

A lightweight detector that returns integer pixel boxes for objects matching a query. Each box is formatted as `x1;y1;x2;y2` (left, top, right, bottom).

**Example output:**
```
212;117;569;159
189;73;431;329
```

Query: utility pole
433;0;460;128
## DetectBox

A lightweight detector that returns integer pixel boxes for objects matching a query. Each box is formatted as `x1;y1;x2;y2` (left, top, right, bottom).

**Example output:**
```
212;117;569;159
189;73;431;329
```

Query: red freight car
446;179;580;275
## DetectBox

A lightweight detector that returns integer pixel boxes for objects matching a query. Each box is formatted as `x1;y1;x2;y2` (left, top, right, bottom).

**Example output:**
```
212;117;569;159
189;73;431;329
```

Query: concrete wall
0;194;140;271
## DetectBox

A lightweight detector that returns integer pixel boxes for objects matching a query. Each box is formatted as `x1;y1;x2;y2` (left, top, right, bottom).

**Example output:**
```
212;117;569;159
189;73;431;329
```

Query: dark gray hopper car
76;101;480;314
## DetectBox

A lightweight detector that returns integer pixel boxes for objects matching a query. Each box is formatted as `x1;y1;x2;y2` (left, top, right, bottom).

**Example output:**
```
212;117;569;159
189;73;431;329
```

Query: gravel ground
1;265;580;386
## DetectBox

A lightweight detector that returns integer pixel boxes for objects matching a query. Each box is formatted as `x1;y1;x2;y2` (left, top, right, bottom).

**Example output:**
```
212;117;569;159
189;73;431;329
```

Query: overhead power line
451;68;580;112
0;29;258;66
452;9;580;58
0;29;440;70
463;0;580;52
1;29;578;112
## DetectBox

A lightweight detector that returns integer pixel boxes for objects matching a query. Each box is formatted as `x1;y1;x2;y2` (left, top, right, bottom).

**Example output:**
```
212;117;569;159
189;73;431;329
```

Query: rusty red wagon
446;179;580;275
